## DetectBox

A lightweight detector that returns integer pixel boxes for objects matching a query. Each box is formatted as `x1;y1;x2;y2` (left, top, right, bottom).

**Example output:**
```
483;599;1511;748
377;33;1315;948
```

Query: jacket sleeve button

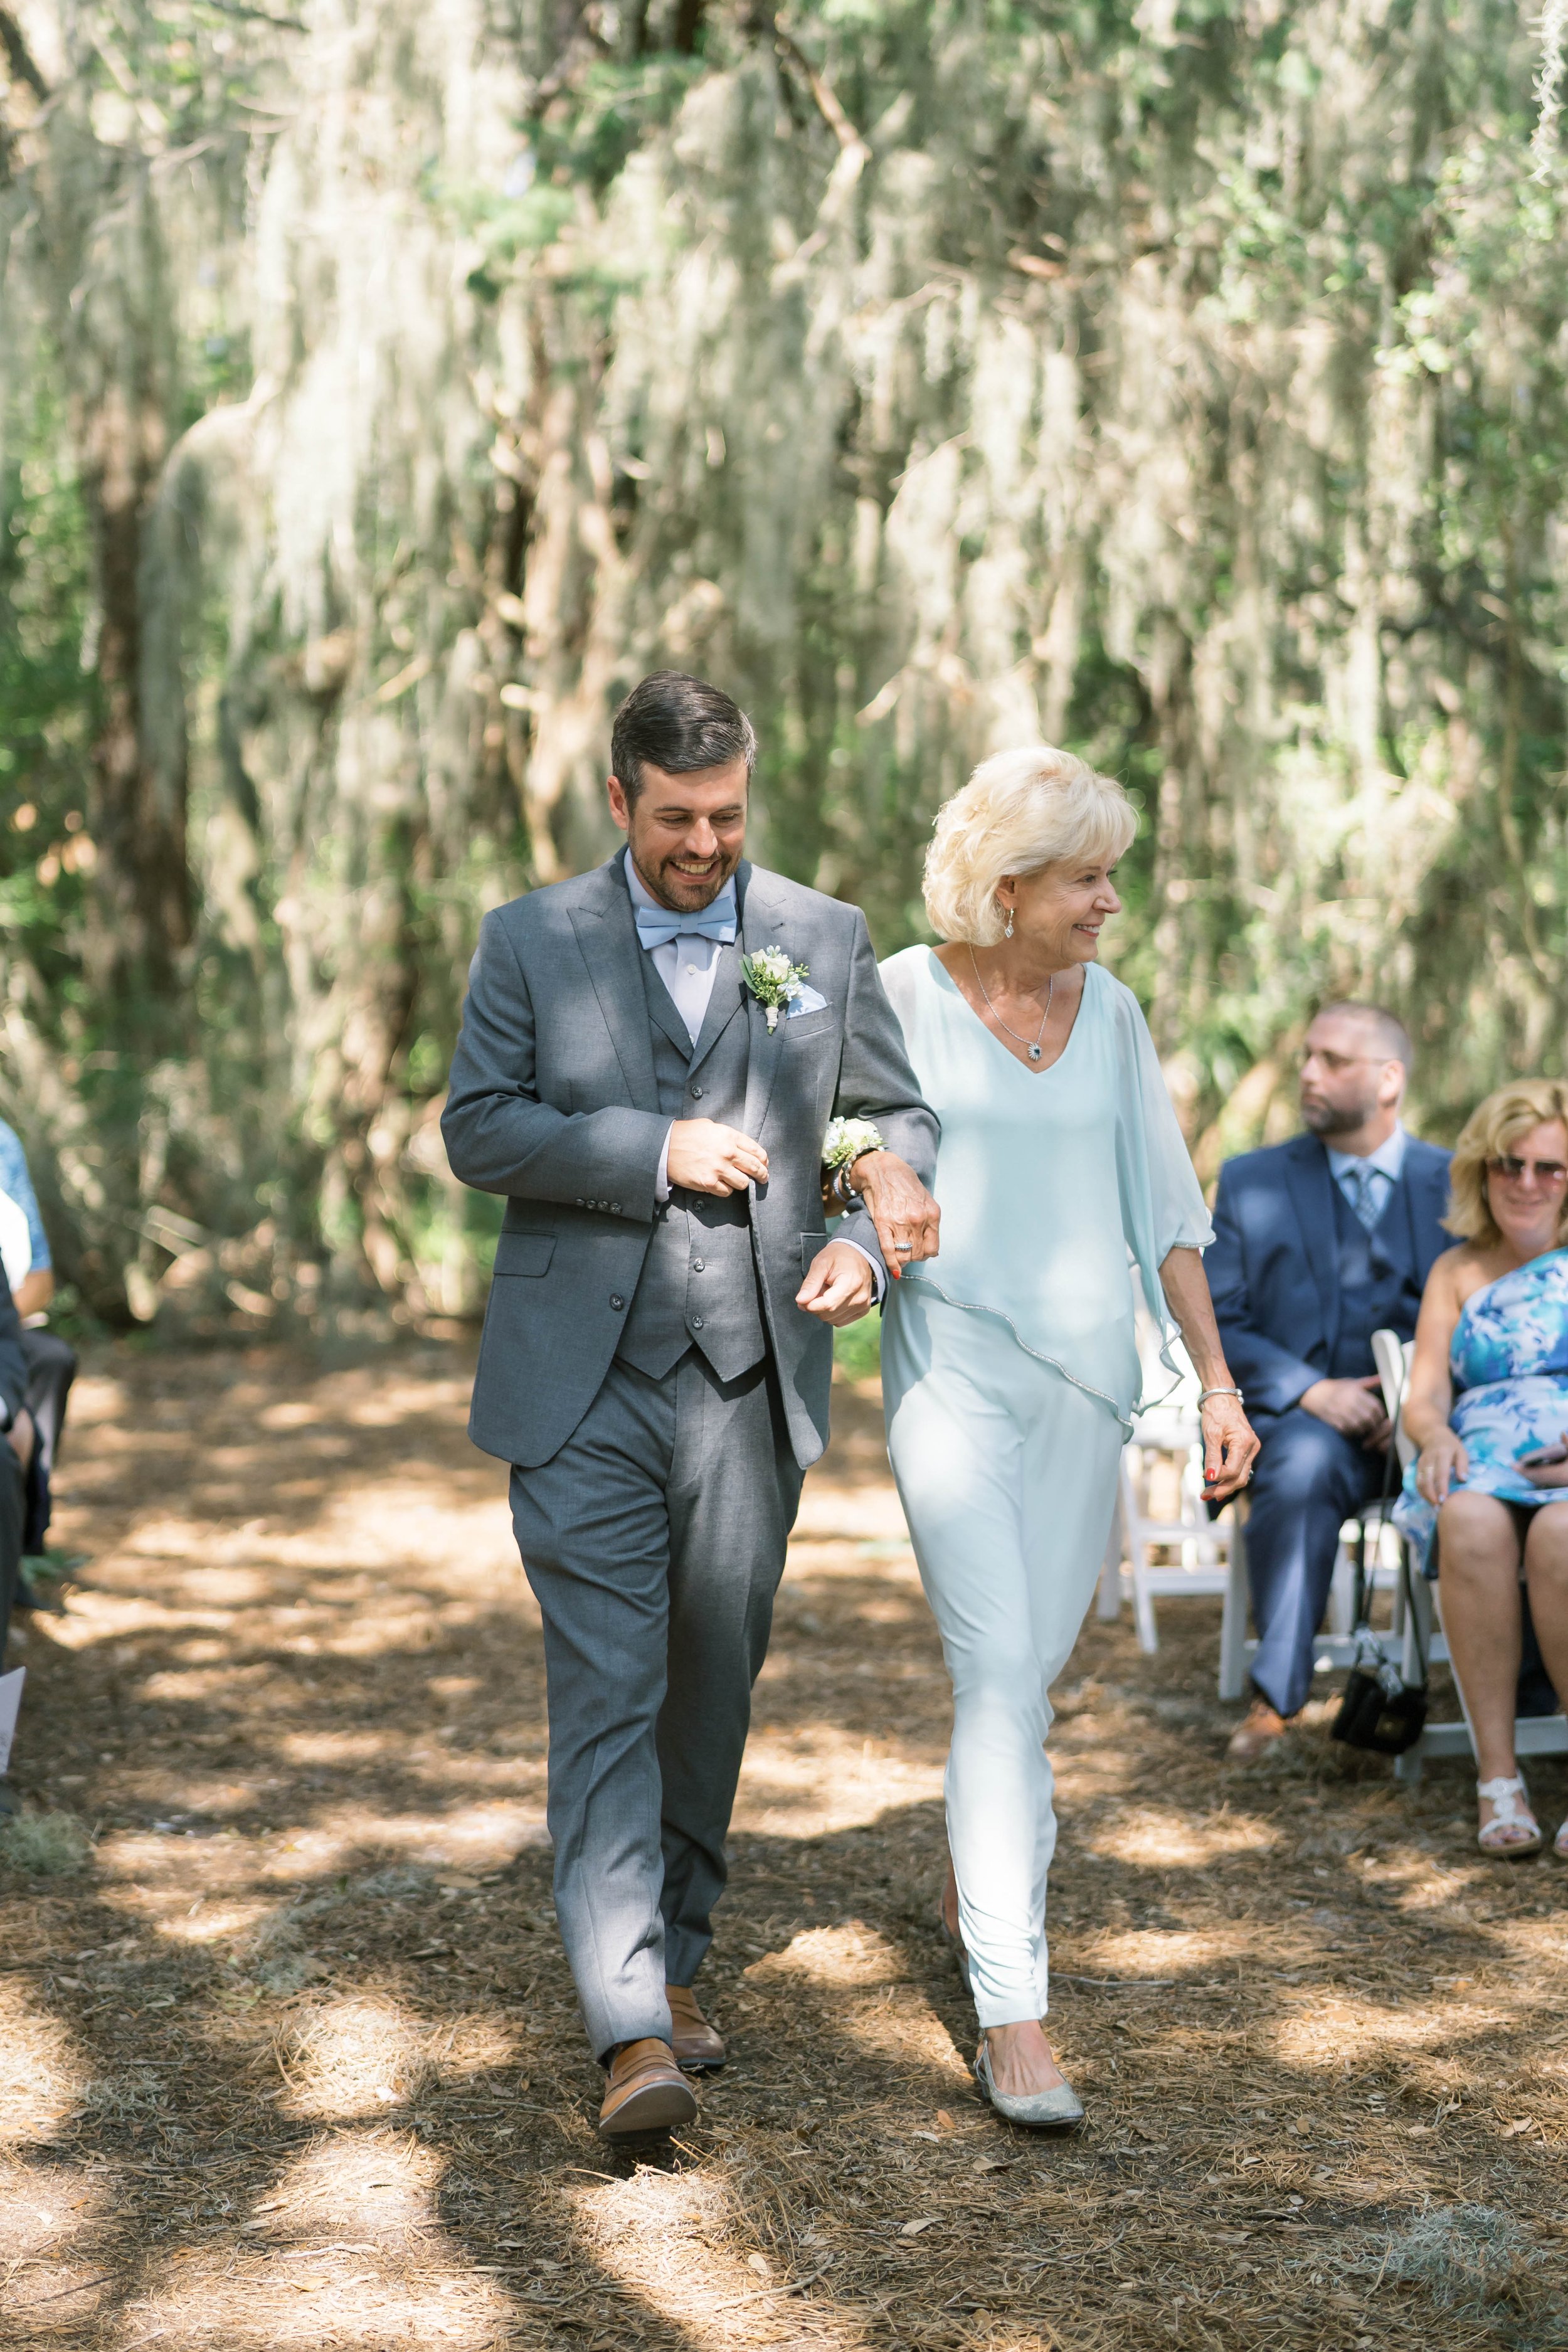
576;1198;585;1207
612;1202;621;1214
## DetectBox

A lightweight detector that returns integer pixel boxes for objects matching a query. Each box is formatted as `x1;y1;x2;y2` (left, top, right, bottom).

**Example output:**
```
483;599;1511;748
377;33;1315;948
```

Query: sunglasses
1486;1155;1568;1187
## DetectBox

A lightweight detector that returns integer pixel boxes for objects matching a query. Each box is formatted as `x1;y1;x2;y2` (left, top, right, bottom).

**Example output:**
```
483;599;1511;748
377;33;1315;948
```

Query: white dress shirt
623;858;881;1295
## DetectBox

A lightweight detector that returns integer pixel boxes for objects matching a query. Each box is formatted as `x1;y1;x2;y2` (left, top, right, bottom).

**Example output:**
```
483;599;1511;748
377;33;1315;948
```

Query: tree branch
0;5;48;98
765;12;866;157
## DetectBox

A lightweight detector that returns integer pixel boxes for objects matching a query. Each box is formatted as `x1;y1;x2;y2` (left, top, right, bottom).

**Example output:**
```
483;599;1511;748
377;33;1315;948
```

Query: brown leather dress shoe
1227;1696;1291;1762
598;2038;699;2139
666;1982;726;2071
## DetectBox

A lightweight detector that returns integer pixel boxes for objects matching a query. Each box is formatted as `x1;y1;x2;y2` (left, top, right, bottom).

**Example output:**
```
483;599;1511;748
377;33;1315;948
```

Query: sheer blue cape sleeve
1108;980;1212;1375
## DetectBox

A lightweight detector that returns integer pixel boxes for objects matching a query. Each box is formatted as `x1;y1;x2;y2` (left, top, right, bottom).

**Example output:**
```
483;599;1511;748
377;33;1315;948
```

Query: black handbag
1331;1352;1429;1757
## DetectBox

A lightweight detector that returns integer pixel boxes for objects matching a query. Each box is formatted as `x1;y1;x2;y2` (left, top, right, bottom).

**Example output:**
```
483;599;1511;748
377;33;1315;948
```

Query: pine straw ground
1;1343;1566;2352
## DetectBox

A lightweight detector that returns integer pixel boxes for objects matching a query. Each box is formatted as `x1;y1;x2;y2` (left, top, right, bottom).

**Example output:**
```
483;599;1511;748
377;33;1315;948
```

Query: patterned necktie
1344;1164;1384;1234
633;902;738;951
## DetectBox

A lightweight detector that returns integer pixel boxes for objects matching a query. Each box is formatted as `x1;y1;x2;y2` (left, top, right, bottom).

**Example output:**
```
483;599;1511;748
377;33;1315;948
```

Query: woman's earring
1003;909;1014;939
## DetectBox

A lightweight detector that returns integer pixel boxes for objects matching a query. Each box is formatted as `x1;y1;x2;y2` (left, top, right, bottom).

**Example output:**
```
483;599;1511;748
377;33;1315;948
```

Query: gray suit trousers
509;1347;803;2062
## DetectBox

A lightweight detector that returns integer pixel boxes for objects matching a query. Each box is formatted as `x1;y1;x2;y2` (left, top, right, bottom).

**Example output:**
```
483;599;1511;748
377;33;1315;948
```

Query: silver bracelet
1197;1385;1244;1406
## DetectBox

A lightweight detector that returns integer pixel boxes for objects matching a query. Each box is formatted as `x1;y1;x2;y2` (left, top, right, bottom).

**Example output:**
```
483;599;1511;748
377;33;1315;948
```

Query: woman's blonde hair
1446;1078;1568;1247
923;746;1136;947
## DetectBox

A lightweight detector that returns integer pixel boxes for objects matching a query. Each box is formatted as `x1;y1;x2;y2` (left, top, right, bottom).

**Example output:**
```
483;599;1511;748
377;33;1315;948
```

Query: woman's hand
1199;1393;1259;1503
1521;1428;1568;1488
848;1150;941;1279
1415;1429;1468;1506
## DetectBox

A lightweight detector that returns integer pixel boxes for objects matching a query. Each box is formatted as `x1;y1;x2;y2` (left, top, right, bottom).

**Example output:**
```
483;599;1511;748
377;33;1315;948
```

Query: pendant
1028;1044;1042;1061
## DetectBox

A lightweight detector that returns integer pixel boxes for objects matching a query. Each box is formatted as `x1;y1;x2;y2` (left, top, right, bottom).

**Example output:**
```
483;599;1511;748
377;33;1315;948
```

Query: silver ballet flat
974;2040;1084;2129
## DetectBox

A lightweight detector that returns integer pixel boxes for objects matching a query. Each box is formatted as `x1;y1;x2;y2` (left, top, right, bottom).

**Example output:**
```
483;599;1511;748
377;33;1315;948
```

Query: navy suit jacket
1206;1130;1453;1419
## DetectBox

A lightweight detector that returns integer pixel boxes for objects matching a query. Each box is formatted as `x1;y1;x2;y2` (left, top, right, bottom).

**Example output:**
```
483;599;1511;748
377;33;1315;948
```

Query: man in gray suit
443;672;939;2136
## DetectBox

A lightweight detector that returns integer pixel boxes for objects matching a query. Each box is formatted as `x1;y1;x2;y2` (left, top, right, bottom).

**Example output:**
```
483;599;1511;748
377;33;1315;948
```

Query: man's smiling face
607;756;750;913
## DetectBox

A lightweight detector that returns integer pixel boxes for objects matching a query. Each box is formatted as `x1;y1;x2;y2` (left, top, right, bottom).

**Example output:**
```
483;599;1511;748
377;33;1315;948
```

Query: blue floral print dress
1394;1248;1568;1575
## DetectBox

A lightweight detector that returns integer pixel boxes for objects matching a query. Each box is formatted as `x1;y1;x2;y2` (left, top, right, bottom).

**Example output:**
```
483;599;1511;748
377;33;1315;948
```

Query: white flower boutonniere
741;945;809;1032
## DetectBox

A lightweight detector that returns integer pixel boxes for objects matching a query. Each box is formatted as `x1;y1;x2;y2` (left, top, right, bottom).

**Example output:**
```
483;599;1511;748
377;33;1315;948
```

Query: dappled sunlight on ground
0;1345;1564;2349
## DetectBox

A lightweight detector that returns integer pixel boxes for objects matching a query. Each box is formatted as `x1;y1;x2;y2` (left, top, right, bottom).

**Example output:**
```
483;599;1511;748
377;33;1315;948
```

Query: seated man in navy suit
1207;1003;1451;1761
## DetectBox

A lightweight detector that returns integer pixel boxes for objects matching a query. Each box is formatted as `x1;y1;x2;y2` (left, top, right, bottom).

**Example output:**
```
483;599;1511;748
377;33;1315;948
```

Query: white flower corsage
822;1116;884;1173
741;945;809;1032
822;1116;885;1210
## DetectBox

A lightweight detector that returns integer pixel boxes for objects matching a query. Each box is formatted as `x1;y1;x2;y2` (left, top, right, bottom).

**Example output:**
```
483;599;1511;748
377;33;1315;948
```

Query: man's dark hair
1318;1000;1412;1070
610;671;756;805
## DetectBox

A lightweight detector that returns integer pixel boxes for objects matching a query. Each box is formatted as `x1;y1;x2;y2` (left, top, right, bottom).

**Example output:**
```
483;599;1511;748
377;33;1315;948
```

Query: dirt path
1;1342;1564;2351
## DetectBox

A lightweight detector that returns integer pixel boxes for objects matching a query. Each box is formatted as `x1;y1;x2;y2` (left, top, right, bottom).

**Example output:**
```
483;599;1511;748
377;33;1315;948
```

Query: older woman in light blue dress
878;748;1258;2127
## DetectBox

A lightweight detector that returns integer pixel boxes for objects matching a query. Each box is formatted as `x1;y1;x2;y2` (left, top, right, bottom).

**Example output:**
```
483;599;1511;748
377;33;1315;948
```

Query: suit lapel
566;853;660;1114
738;863;793;1143
1406;1145;1451;1278
687;933;747;1076
1285;1135;1341;1361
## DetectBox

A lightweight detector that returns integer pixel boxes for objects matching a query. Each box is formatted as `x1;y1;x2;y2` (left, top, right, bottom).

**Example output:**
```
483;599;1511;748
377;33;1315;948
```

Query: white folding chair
1102;1408;1236;1654
1372;1328;1568;1783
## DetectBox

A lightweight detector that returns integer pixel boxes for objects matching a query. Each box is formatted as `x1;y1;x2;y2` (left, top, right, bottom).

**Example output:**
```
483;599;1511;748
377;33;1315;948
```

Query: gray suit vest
614;949;768;1383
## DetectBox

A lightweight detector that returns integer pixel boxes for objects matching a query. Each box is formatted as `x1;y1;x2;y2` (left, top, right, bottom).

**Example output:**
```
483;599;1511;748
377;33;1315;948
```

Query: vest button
691;1315;704;1330
610;1295;625;1311
691;1258;705;1272
691;1084;703;1098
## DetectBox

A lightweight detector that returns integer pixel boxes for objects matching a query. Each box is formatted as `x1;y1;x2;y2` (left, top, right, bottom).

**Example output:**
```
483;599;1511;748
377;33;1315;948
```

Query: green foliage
1;0;1567;1322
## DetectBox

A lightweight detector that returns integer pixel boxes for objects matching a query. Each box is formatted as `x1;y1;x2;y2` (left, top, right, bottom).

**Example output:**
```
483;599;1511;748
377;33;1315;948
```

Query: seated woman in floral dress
1396;1079;1568;1858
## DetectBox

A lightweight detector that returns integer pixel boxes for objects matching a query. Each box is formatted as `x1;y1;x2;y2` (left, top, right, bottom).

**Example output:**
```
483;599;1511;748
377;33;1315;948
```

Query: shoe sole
674;2052;726;2074
598;2079;699;2139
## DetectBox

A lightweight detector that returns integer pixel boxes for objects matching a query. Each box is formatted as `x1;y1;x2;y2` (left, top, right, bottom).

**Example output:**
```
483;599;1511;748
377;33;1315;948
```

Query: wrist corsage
741;945;810;1031
822;1116;884;1210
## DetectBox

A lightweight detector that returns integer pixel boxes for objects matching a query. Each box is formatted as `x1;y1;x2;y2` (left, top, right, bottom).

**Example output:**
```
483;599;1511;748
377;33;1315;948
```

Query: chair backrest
1372;1327;1417;1470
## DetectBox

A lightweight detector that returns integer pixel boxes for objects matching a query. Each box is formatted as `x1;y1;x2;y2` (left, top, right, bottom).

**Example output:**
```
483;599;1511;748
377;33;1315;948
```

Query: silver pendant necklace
970;946;1054;1062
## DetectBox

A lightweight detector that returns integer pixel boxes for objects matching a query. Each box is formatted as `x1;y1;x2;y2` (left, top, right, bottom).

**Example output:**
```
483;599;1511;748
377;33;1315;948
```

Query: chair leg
1327;1539;1355;1636
1130;1539;1160;1654
1219;1527;1249;1702
1097;1489;1125;1621
1396;1568;1437;1783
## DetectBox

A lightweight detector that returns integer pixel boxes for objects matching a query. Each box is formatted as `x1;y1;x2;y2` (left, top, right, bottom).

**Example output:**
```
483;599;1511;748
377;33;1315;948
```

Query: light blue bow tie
633;901;737;951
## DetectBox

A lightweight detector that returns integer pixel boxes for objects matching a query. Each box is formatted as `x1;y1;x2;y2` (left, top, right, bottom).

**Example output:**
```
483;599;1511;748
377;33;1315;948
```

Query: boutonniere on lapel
741;945;810;1032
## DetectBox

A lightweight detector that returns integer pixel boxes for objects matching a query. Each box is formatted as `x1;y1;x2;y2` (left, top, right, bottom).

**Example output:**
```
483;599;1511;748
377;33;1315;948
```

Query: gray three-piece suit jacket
442;850;939;1473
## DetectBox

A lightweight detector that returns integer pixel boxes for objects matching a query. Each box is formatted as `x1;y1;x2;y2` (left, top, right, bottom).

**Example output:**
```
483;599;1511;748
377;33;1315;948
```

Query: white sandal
1555;1816;1568;1862
1476;1774;1542;1857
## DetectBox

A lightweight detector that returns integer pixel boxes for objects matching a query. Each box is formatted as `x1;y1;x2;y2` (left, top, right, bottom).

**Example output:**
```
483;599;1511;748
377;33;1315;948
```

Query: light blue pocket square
787;985;829;1017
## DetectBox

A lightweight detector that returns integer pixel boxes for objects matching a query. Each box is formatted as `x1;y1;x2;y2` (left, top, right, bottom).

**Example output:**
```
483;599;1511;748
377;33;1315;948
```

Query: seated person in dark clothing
1207;1003;1452;1760
0;1262;33;1672
0;1118;77;1559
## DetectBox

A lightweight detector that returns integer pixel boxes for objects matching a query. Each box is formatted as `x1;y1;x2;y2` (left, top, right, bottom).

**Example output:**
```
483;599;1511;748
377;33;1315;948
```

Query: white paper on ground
0;1666;25;1776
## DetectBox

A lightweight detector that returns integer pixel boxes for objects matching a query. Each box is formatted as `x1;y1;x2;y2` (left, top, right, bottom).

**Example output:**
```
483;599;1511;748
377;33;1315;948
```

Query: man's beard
630;844;738;912
1301;1094;1375;1138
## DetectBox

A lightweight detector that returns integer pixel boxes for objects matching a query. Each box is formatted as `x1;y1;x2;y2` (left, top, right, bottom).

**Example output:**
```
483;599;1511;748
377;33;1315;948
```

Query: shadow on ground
0;1343;1564;2350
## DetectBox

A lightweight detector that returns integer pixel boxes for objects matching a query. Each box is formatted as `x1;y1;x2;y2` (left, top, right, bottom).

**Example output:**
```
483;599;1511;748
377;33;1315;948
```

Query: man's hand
4;1407;34;1473
1300;1374;1390;1449
846;1150;940;1279
796;1239;876;1327
666;1119;769;1197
